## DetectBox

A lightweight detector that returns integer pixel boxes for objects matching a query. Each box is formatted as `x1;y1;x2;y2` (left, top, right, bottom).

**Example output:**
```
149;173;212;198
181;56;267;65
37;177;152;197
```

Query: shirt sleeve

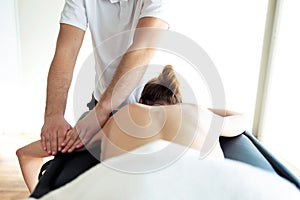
139;0;172;28
60;0;88;31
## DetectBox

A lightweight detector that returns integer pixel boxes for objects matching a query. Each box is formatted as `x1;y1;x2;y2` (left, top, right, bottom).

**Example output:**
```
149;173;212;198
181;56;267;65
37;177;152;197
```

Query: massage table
29;131;300;199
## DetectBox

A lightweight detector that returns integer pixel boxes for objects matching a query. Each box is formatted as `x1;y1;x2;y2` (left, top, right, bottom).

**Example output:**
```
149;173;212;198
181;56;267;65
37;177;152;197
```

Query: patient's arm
16;140;49;192
208;108;247;137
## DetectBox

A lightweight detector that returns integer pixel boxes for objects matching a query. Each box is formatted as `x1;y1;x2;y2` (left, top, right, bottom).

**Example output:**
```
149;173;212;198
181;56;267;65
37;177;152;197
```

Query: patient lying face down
16;65;246;192
87;65;246;161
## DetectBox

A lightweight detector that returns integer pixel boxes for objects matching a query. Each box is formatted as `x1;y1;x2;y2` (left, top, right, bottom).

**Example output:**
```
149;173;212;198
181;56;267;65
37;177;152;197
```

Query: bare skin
17;103;246;192
41;24;85;155
61;17;169;153
41;17;169;156
84;103;246;161
16;141;49;192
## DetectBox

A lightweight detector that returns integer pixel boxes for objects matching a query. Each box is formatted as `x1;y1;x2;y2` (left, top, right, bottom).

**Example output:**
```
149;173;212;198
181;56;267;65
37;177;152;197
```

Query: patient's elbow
221;114;247;137
16;146;27;159
16;147;23;158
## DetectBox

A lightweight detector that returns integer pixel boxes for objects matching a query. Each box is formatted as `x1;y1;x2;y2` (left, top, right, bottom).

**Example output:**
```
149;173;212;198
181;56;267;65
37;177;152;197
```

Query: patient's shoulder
114;103;210;118
112;103;214;125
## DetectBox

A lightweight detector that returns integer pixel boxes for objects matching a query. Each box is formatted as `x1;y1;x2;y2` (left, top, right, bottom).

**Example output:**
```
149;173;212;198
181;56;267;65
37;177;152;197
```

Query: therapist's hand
41;115;72;155
61;109;108;153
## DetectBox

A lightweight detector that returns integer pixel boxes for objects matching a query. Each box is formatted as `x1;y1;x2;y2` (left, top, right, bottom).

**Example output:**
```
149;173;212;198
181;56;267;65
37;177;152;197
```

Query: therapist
40;0;171;156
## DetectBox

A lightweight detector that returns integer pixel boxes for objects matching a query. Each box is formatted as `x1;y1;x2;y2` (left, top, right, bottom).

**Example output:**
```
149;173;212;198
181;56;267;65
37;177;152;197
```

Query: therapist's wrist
95;101;112;126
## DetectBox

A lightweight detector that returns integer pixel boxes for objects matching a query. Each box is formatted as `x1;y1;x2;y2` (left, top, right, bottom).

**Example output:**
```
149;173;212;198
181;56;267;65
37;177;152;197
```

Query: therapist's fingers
41;135;46;151
67;139;82;153
74;140;84;151
67;130;84;152
61;129;72;147
50;131;58;155
61;129;78;153
41;129;52;154
57;128;68;152
44;133;52;155
76;141;84;149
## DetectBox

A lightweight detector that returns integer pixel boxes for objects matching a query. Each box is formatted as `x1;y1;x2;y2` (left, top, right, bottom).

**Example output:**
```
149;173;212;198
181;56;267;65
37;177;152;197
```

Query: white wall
2;0;268;134
15;0;65;134
0;0;20;133
16;0;93;134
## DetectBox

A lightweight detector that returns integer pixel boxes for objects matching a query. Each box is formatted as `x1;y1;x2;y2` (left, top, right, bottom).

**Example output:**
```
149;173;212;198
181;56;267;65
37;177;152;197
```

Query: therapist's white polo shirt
60;0;171;104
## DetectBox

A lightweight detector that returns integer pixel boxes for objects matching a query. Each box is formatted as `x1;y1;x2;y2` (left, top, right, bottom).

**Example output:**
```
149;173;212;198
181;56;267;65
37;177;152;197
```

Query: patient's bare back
100;103;224;161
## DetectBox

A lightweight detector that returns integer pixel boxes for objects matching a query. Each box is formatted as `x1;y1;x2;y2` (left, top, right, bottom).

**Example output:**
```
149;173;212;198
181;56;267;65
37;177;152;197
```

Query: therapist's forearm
45;62;73;118
96;48;155;125
95;17;168;127
44;24;84;118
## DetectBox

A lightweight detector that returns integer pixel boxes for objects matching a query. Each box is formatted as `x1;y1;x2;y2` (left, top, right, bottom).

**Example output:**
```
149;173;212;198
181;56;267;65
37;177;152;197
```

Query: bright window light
261;0;300;175
166;0;268;130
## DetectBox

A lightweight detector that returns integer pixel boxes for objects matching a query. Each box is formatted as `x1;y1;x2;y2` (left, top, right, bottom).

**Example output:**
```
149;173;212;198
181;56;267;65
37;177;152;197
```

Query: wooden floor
0;132;39;200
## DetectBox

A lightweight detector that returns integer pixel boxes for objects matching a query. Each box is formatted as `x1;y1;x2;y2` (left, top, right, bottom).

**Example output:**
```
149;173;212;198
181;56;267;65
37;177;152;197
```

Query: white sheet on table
28;140;300;200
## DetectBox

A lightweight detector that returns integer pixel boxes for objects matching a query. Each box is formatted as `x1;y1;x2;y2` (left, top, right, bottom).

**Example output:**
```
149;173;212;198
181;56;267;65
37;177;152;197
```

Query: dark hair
140;65;182;105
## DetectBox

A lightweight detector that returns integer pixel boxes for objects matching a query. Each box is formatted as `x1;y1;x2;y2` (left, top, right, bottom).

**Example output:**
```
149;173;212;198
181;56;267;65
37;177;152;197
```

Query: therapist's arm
41;24;85;155
62;17;169;152
97;17;169;124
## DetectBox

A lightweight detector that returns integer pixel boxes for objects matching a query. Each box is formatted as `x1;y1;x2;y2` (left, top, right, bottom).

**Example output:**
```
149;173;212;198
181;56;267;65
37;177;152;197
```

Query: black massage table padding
219;131;300;190
30;131;300;198
244;131;299;185
219;132;275;172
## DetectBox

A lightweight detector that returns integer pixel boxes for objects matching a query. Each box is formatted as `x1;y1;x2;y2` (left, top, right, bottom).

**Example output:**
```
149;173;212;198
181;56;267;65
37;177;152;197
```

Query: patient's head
139;65;182;105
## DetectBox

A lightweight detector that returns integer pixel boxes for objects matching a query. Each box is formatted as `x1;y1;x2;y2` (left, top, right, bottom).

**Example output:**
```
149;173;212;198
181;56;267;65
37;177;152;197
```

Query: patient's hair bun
140;65;182;105
158;65;181;100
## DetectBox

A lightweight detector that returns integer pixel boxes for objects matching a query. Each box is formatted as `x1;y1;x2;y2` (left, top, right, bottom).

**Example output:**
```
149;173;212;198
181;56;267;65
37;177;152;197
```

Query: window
259;0;300;176
166;0;268;130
